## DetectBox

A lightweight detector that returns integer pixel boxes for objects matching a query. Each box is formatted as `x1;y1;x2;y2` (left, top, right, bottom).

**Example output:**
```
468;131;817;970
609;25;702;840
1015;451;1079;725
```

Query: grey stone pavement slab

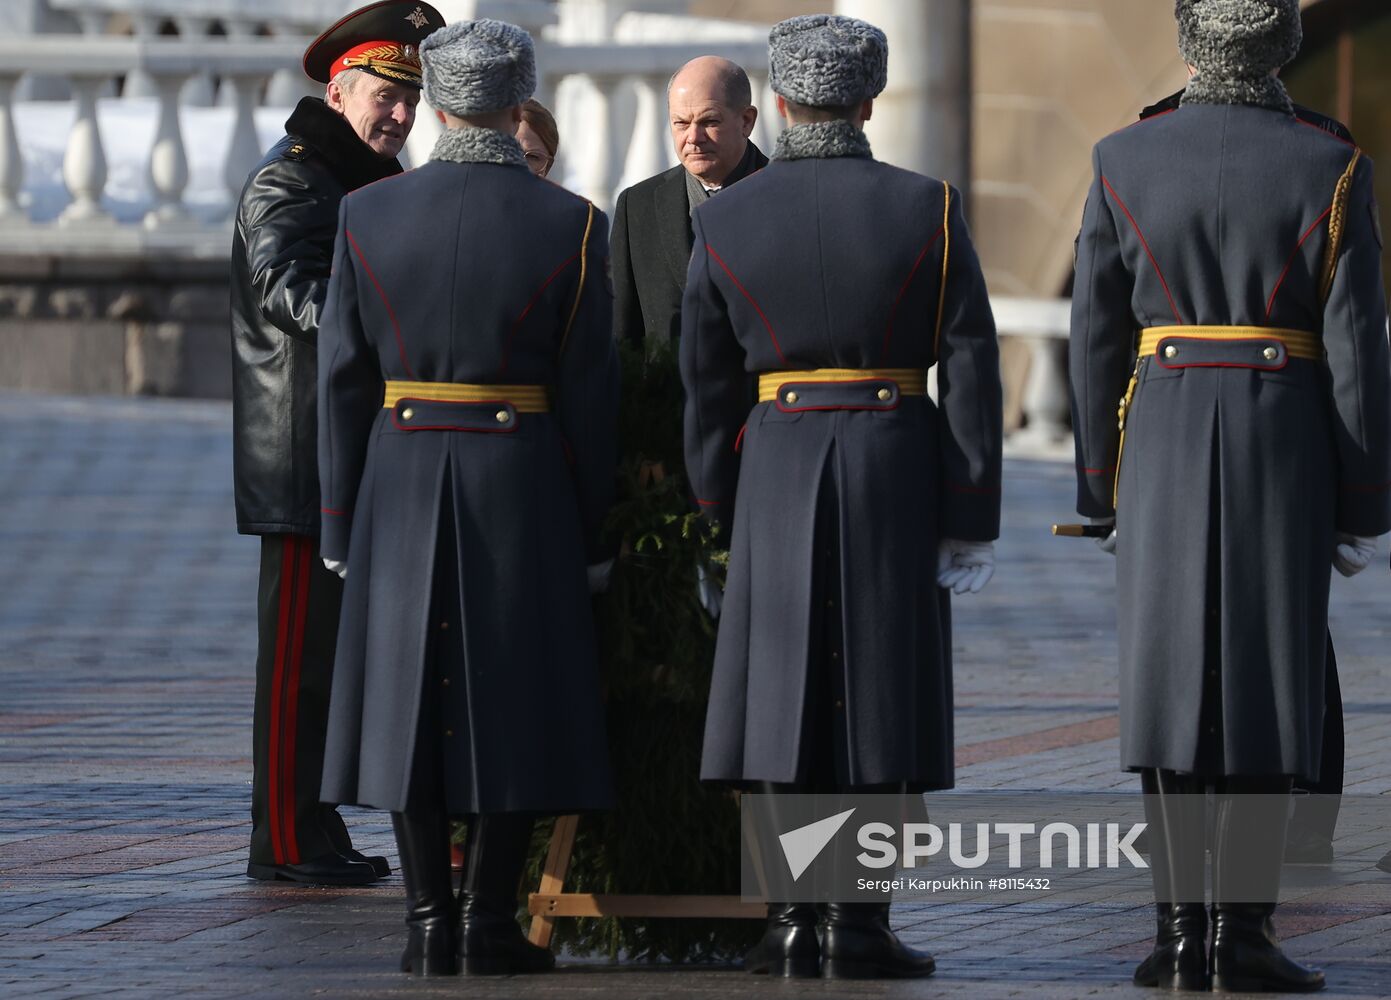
0;392;1388;998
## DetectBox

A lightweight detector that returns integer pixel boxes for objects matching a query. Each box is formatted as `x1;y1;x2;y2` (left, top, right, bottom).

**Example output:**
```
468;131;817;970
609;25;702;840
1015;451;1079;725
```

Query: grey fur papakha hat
769;14;888;108
421;18;535;117
1175;0;1301;113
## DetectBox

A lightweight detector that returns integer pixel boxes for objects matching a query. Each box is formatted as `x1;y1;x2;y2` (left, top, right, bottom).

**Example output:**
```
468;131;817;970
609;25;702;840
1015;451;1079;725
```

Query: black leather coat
230;97;402;536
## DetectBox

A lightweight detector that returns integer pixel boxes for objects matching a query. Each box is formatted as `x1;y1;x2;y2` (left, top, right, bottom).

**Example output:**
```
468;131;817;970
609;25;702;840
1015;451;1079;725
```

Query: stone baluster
0;74;25;222
266;23;315;107
59;76;112;225
622;73;670;188
143;70;192;228
175;16;217;107
1014;335;1071;450
123;13;161;100
218;19;259;108
223;73;269;209
576;73;623;213
751;72;781;158
74;8;119;99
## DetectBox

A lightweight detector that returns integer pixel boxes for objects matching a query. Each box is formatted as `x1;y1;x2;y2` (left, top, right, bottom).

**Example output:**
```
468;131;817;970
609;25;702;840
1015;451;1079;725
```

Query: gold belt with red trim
1138;326;1324;362
757;368;928;405
382;380;549;413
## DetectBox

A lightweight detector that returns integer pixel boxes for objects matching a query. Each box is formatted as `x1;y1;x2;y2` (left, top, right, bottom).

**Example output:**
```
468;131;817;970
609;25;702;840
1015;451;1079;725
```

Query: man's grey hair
666;60;753;111
330;67;369;95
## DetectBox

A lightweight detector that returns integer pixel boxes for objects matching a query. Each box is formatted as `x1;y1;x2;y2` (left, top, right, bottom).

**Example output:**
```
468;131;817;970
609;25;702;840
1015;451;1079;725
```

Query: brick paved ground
1;393;1388;998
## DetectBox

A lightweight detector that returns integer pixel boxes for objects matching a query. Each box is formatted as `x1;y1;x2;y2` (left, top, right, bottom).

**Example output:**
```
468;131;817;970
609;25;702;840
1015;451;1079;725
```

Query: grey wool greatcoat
316;129;618;815
682;128;1003;790
1069;103;1391;781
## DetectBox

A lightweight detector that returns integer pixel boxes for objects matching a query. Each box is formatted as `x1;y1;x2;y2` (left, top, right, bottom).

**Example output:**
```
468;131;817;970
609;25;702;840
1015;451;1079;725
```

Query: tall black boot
458;812;554;975
745;902;820;977
744;783;819;977
1133;769;1208;991
819;901;936;979
391;808;458;976
1211;777;1324;993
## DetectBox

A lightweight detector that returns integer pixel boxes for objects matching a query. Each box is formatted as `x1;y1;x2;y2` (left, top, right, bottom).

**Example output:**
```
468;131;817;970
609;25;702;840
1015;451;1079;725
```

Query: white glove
696;560;723;619
587;559;614;594
936;539;995;595
1092;516;1118;556
322;557;347;580
1333;533;1376;578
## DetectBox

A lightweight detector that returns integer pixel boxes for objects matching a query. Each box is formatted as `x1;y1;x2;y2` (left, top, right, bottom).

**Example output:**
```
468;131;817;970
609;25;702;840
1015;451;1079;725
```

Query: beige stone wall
693;0;1331;300
973;1;1188;297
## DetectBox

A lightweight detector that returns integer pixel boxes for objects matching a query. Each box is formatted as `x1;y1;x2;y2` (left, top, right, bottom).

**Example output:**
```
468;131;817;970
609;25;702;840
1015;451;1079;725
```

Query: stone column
833;0;971;199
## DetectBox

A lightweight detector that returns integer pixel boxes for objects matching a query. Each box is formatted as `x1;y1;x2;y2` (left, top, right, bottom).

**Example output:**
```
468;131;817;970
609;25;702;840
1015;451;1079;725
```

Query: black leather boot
819;902;935;979
745;903;820;977
1210;777;1324;993
458;812;554;975
1134;769;1208;991
391;809;458;976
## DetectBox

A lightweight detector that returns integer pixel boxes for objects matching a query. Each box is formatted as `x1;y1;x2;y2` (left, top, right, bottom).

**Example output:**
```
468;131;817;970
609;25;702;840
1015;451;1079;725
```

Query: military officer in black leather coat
229;0;444;887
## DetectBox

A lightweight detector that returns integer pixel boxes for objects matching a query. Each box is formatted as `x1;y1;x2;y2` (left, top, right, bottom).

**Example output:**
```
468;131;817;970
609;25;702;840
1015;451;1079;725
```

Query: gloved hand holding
1092;516;1117;556
936;539;995;595
587;558;614;594
322;557;347;580
1333;533;1376;578
696;559;724;619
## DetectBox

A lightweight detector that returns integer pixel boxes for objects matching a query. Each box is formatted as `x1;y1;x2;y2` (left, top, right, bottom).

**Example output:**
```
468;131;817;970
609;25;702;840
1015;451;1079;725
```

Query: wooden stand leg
528;813;579;948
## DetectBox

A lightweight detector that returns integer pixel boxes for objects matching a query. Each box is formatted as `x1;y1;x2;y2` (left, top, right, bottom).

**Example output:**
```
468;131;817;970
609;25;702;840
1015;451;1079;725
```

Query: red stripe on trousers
267;539;297;864
281;538;312;865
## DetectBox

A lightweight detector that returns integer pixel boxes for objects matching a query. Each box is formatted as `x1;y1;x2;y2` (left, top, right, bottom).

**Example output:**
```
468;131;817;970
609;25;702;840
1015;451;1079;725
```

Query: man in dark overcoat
316;18;619;977
611;55;768;345
230;0;444;887
681;14;1002;980
1069;0;1390;991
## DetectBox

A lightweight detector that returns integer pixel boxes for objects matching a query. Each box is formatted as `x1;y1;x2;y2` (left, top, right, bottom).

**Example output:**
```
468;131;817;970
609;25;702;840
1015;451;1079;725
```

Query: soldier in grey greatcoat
316;19;619;977
1069;1;1390;992
682;15;1002;980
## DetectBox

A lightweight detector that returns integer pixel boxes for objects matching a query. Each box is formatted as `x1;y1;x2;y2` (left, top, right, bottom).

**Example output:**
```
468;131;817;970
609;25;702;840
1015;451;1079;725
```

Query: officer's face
327;75;419;159
668;88;756;187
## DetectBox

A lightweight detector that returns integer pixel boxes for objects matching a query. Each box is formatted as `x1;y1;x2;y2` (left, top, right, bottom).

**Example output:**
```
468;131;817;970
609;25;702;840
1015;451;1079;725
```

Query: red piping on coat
346;230;417;379
734;425;747;453
1083;465;1116;476
705;243;785;364
500;253;580;376
280;538;311;865
1101;176;1183;325
696;498;720;506
267;540;295;864
1266;206;1333;320
882;227;945;360
320;507;345;516
1296;116;1356;148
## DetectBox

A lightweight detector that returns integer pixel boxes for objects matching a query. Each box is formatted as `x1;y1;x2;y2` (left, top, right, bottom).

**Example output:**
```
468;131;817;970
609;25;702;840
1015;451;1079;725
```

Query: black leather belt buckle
391;398;520;432
774;379;901;413
1155;337;1287;371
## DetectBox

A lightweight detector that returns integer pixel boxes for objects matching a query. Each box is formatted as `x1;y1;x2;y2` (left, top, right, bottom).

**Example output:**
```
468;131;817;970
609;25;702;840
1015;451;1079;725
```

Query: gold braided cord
559;202;595;356
1320;148;1363;303
933;180;951;357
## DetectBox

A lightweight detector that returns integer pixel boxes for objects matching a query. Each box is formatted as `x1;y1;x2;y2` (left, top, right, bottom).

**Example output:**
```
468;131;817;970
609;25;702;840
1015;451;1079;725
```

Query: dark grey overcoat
316;139;618;815
1069;103;1391;780
682;143;1002;790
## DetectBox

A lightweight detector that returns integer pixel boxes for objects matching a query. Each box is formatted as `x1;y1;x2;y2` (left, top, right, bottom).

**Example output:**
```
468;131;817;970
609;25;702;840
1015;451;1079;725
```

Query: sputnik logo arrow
778;808;856;880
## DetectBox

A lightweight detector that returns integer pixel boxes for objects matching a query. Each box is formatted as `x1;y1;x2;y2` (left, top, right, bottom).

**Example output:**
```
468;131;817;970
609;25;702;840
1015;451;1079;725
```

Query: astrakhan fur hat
1176;0;1301;113
421;18;535;117
769;14;888;108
